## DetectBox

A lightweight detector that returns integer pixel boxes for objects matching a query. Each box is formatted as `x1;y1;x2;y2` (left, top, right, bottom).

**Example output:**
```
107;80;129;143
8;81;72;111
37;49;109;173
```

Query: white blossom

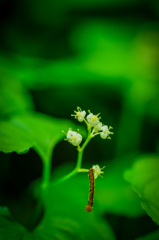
92;165;105;179
67;130;82;146
100;125;113;139
93;122;102;133
87;113;100;127
72;107;86;122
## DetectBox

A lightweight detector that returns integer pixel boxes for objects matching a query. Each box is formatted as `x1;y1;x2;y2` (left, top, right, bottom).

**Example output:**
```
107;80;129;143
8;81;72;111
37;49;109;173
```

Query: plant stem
53;130;92;186
78;168;89;172
34;145;52;189
52;168;77;186
41;144;53;189
76;130;91;169
41;159;51;189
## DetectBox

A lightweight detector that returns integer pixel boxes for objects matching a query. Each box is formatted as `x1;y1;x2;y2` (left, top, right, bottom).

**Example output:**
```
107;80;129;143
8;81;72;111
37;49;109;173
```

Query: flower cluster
87;111;113;139
63;107;113;148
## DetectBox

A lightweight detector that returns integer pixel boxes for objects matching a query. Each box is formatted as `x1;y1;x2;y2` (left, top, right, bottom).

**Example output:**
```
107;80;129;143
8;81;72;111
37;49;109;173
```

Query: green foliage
52;159;144;218
0;73;34;119
95;159;144;217
4;20;159;93
35;175;116;240
0;207;30;239
0;172;116;240
0;112;85;161
135;230;159;240
124;155;159;225
0;1;159;238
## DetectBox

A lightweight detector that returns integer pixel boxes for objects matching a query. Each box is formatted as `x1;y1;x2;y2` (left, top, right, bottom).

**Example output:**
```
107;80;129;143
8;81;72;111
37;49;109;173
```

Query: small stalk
53;130;91;186
41;159;51;189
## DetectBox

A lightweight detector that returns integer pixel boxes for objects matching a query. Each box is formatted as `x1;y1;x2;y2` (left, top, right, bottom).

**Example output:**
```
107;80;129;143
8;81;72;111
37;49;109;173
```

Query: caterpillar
85;168;95;212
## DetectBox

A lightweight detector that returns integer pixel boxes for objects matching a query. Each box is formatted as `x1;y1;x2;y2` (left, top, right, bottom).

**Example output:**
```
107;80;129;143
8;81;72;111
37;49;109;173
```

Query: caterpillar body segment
85;168;95;212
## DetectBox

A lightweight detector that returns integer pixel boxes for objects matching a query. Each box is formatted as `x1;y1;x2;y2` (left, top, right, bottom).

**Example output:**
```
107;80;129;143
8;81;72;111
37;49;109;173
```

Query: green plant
0;99;116;239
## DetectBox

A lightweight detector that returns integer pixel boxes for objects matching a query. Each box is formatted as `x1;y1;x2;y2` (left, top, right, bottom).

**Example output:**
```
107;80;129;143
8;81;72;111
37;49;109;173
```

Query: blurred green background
0;0;159;239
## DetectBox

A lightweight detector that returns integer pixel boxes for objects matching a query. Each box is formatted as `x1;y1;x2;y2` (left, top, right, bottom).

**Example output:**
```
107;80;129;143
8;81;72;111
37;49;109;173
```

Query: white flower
92;165;105;179
100;125;113;139
93;122;102;133
102;125;109;134
67;130;82;146
87;113;100;127
72;107;86;122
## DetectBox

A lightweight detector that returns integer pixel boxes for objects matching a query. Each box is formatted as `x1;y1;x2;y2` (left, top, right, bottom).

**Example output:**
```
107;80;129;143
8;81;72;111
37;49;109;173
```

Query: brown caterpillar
85;168;95;212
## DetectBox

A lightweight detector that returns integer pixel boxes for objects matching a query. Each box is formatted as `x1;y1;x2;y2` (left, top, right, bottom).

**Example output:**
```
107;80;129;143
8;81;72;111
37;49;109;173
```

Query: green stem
76;130;91;169
53;168;77;186
78;168;89;172
41;160;51;189
53;130;92;186
82;130;91;152
41;145;53;189
34;145;52;189
26;146;53;230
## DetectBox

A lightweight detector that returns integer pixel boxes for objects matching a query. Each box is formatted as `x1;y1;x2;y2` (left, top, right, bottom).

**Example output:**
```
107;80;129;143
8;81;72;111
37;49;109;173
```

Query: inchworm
85;168;95;212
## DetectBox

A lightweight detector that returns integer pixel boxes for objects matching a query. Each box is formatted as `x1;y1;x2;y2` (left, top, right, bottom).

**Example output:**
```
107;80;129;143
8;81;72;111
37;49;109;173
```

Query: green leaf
0;173;116;240
124;155;159;225
4;21;158;89
0;75;34;118
0;112;85;162
34;174;116;240
0;207;31;239
135;230;159;240
93;158;144;217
